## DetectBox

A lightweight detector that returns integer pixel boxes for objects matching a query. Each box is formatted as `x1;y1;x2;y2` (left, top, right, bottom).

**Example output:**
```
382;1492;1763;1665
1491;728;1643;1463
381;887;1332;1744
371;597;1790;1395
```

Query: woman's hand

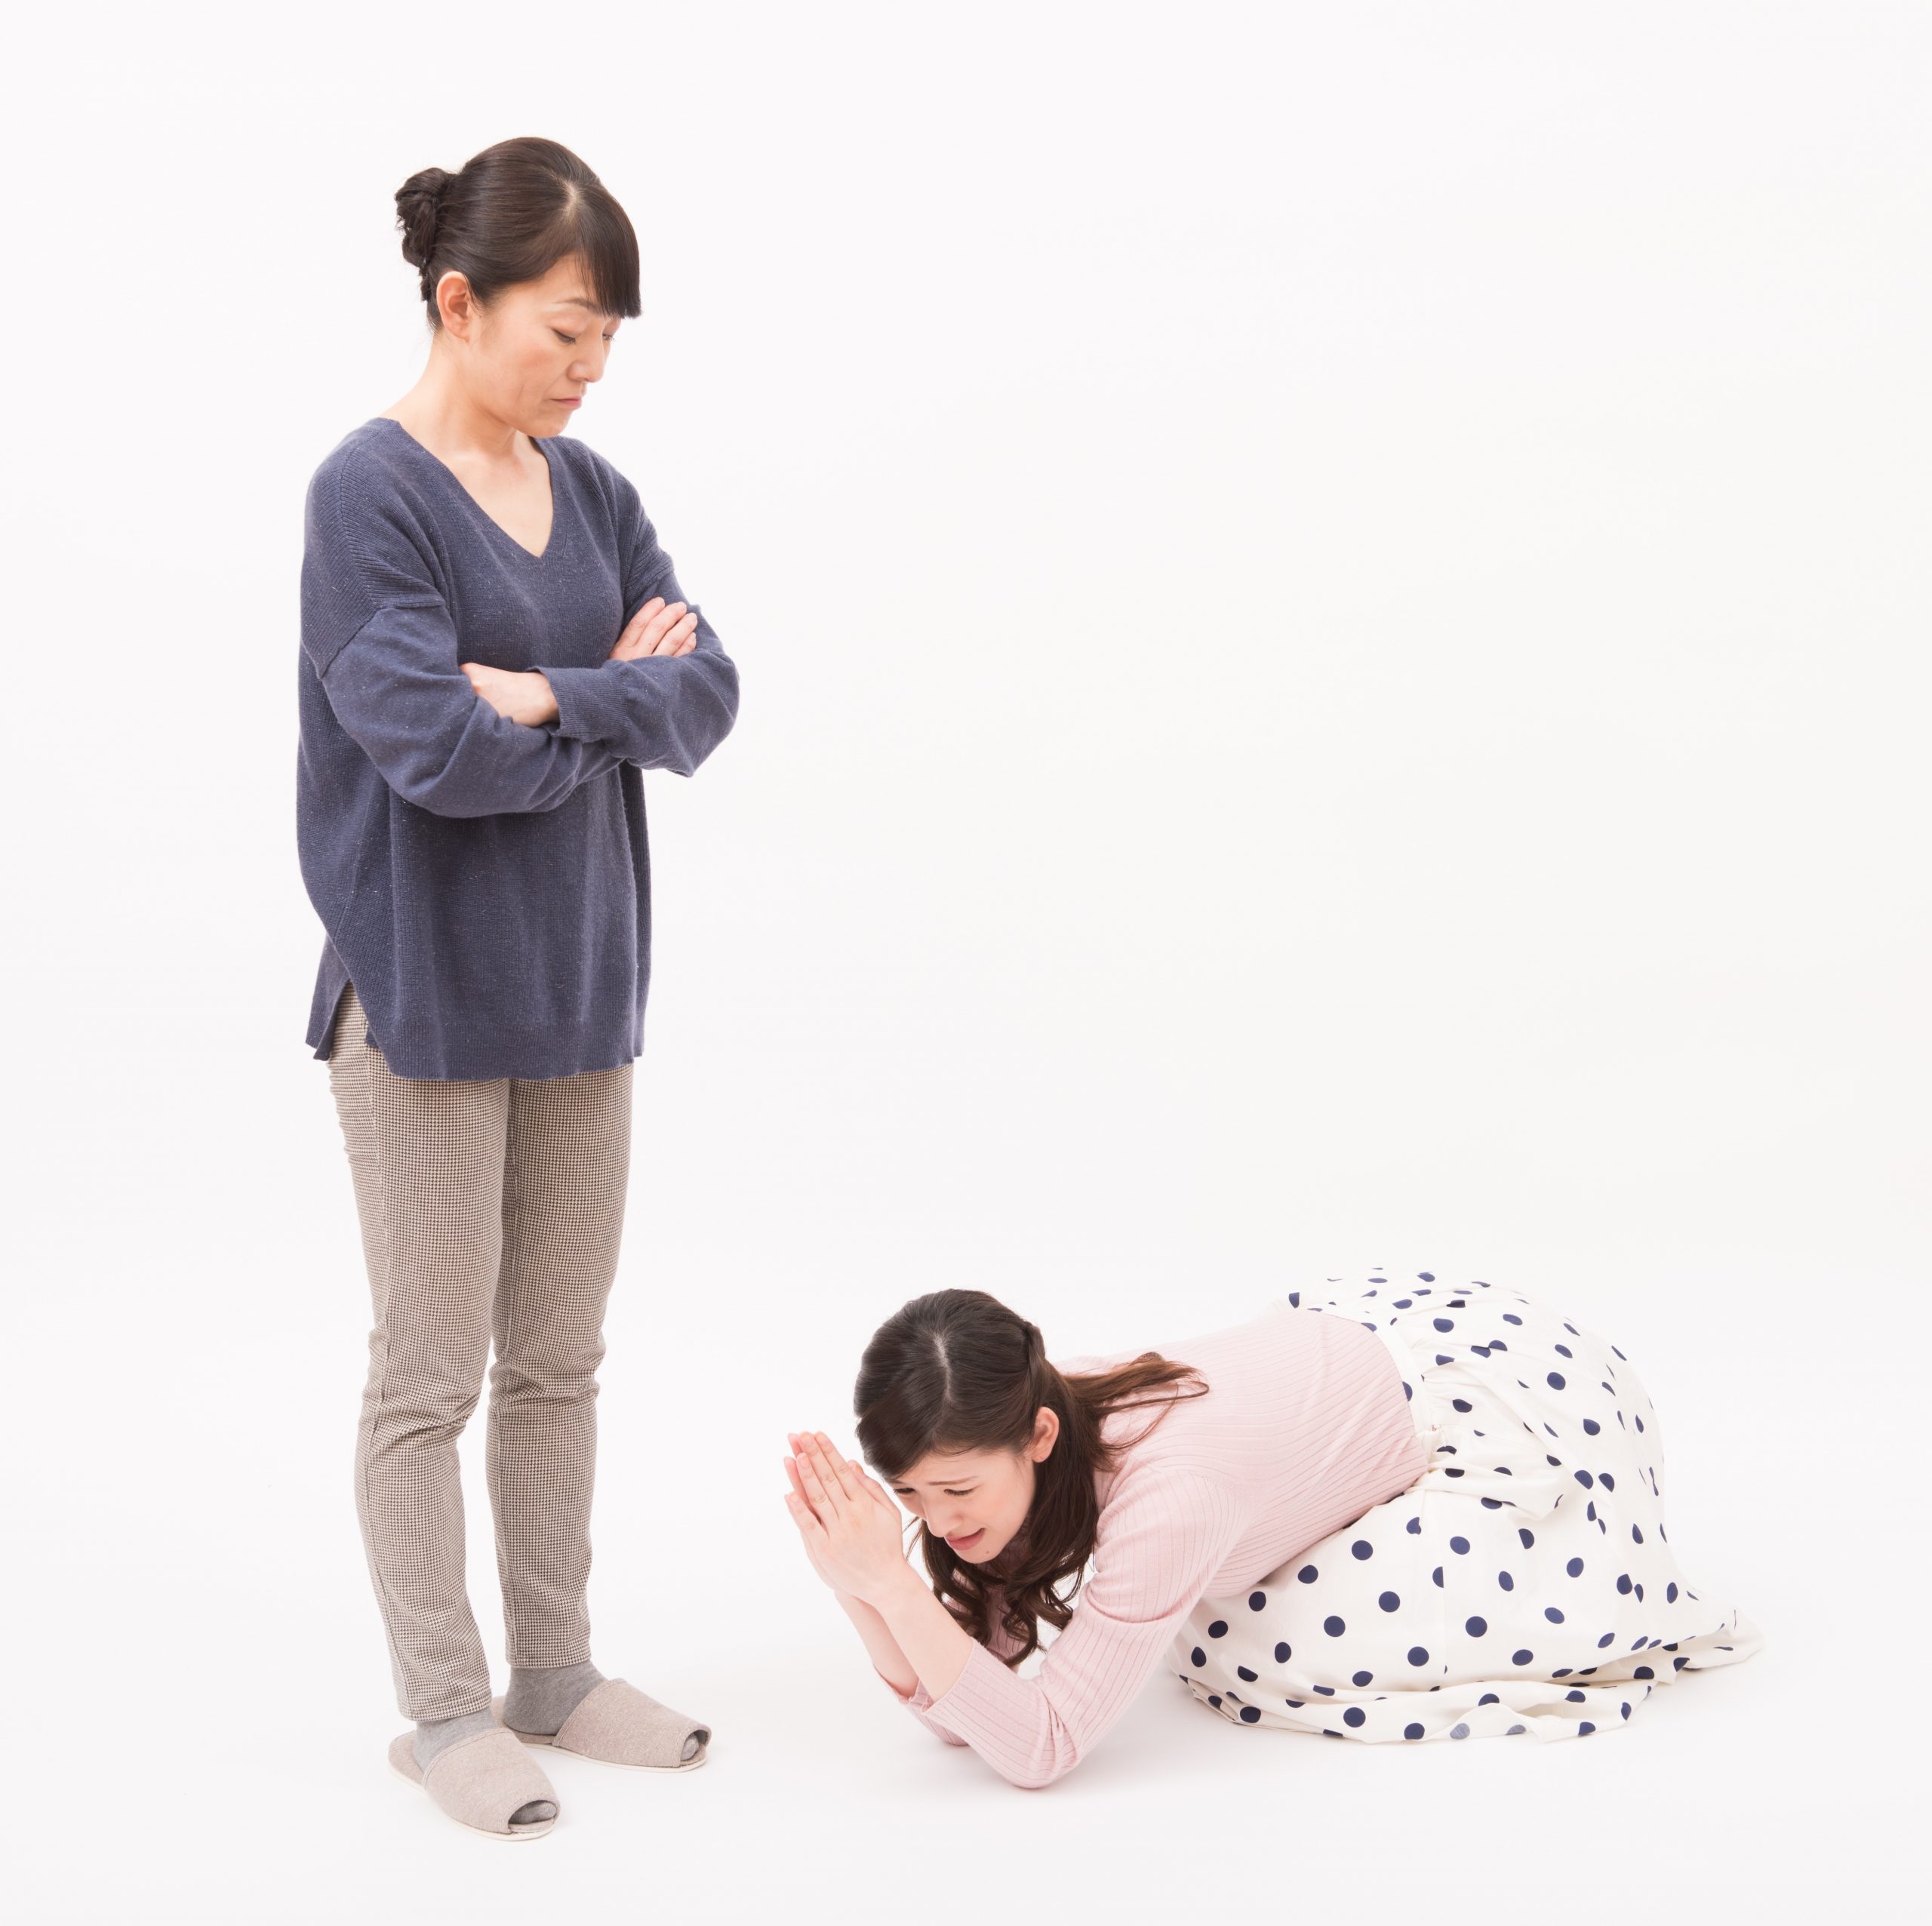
783;1430;912;1608
610;595;698;661
459;662;560;726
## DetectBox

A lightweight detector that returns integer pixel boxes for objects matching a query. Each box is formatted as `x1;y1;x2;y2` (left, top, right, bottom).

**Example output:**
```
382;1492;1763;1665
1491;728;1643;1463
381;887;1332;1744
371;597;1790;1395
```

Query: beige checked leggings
326;980;634;1722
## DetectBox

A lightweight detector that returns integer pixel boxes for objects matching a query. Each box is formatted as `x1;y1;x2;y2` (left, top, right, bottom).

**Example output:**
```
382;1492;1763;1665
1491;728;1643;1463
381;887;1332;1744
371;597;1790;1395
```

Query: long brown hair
852;1289;1209;1667
394;136;641;326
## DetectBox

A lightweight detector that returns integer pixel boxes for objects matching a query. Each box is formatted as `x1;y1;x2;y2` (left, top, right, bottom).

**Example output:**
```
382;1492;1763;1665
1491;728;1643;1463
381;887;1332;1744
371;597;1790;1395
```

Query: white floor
16;1246;1917;1925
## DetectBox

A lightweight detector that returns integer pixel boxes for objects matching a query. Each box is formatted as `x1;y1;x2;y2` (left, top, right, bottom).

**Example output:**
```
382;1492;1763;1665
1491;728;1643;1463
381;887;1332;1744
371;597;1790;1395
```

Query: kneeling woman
783;1272;1762;1788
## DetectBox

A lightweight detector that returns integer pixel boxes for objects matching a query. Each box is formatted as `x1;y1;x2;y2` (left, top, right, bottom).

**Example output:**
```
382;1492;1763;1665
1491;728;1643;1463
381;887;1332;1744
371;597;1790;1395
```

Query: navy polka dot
1168;1279;1742;1752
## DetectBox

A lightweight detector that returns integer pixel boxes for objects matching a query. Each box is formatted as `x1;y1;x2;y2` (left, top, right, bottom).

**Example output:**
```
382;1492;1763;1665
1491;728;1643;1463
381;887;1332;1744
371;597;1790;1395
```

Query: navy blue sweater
297;417;739;1079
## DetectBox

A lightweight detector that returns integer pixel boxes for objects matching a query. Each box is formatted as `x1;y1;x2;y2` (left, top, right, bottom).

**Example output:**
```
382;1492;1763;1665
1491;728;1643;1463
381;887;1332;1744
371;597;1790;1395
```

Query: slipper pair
390;1679;712;1840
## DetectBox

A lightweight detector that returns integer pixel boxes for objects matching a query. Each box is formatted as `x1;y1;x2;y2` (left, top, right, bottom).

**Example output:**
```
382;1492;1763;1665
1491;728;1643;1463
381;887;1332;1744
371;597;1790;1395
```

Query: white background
5;2;1924;1921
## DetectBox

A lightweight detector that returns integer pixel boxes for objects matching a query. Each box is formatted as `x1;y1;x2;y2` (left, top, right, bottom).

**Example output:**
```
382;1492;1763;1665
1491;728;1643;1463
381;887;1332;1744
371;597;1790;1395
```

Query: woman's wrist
834;1586;918;1694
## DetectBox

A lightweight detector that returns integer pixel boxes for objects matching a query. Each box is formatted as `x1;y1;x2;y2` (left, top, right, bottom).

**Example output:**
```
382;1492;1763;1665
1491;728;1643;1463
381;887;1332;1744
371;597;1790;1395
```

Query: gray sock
413;1707;556;1826
505;1660;701;1761
503;1659;606;1736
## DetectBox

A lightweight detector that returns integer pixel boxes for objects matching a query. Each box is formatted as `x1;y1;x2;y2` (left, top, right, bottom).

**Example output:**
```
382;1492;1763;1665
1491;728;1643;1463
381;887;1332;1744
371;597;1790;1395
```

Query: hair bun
394;165;453;270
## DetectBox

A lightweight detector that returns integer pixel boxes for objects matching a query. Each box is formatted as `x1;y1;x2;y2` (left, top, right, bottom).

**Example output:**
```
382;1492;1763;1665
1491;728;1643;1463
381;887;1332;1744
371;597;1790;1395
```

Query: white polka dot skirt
1172;1272;1764;1743
326;982;634;1722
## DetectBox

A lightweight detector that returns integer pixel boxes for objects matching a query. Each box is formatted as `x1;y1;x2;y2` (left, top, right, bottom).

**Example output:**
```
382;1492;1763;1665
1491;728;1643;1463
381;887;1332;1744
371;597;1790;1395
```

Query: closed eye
553;329;619;345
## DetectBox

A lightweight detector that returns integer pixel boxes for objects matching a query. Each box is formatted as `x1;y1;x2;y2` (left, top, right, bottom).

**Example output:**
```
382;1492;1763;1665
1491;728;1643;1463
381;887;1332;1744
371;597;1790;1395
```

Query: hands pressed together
783;1429;915;1608
460;594;700;725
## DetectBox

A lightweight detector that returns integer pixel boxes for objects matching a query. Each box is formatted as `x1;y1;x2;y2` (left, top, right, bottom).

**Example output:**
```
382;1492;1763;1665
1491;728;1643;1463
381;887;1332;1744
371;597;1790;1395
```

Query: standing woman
297;137;738;1840
784;1272;1763;1786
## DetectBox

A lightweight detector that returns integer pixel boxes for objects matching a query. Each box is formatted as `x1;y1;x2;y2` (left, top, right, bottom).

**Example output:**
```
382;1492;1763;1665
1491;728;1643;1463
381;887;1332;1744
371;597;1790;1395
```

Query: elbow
999;1737;1083;1791
677;676;742;777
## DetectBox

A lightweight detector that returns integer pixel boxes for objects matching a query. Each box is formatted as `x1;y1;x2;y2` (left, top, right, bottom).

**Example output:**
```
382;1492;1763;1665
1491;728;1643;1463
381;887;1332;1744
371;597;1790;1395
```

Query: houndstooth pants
326;981;634;1721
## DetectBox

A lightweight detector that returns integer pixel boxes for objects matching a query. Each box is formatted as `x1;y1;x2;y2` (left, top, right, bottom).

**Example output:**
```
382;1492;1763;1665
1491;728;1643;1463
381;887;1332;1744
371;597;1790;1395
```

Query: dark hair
394;136;641;327
852;1289;1209;1667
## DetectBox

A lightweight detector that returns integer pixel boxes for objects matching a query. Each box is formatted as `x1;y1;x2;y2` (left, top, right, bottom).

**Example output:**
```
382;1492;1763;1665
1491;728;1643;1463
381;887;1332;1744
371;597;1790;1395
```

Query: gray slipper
387;1724;561;1838
491;1679;710;1772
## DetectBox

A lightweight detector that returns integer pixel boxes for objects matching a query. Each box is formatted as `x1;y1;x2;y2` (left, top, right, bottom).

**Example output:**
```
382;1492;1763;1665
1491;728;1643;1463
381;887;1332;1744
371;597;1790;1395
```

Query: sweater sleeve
303;457;627;818
882;1470;1244;1789
535;470;740;776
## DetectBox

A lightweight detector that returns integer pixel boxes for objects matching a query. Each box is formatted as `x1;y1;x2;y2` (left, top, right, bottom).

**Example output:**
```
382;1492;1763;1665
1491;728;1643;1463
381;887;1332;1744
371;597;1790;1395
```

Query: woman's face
435;252;622;437
885;1407;1060;1562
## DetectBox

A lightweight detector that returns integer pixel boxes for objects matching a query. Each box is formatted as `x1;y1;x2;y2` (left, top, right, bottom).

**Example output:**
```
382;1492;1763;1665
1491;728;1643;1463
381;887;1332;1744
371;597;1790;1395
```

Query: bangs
561;193;642;321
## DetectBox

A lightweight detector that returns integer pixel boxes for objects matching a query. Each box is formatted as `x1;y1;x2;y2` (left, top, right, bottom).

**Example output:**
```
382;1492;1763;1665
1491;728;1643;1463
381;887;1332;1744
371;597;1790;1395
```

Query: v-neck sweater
297;415;740;1079
875;1297;1429;1787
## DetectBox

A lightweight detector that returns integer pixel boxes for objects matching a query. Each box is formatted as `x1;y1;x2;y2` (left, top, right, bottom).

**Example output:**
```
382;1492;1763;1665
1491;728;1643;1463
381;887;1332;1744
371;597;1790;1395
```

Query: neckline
372;415;559;561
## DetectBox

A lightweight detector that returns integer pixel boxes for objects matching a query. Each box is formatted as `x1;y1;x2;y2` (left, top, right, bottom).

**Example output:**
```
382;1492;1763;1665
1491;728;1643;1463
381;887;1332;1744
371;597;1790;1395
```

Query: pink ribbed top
877;1297;1427;1787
